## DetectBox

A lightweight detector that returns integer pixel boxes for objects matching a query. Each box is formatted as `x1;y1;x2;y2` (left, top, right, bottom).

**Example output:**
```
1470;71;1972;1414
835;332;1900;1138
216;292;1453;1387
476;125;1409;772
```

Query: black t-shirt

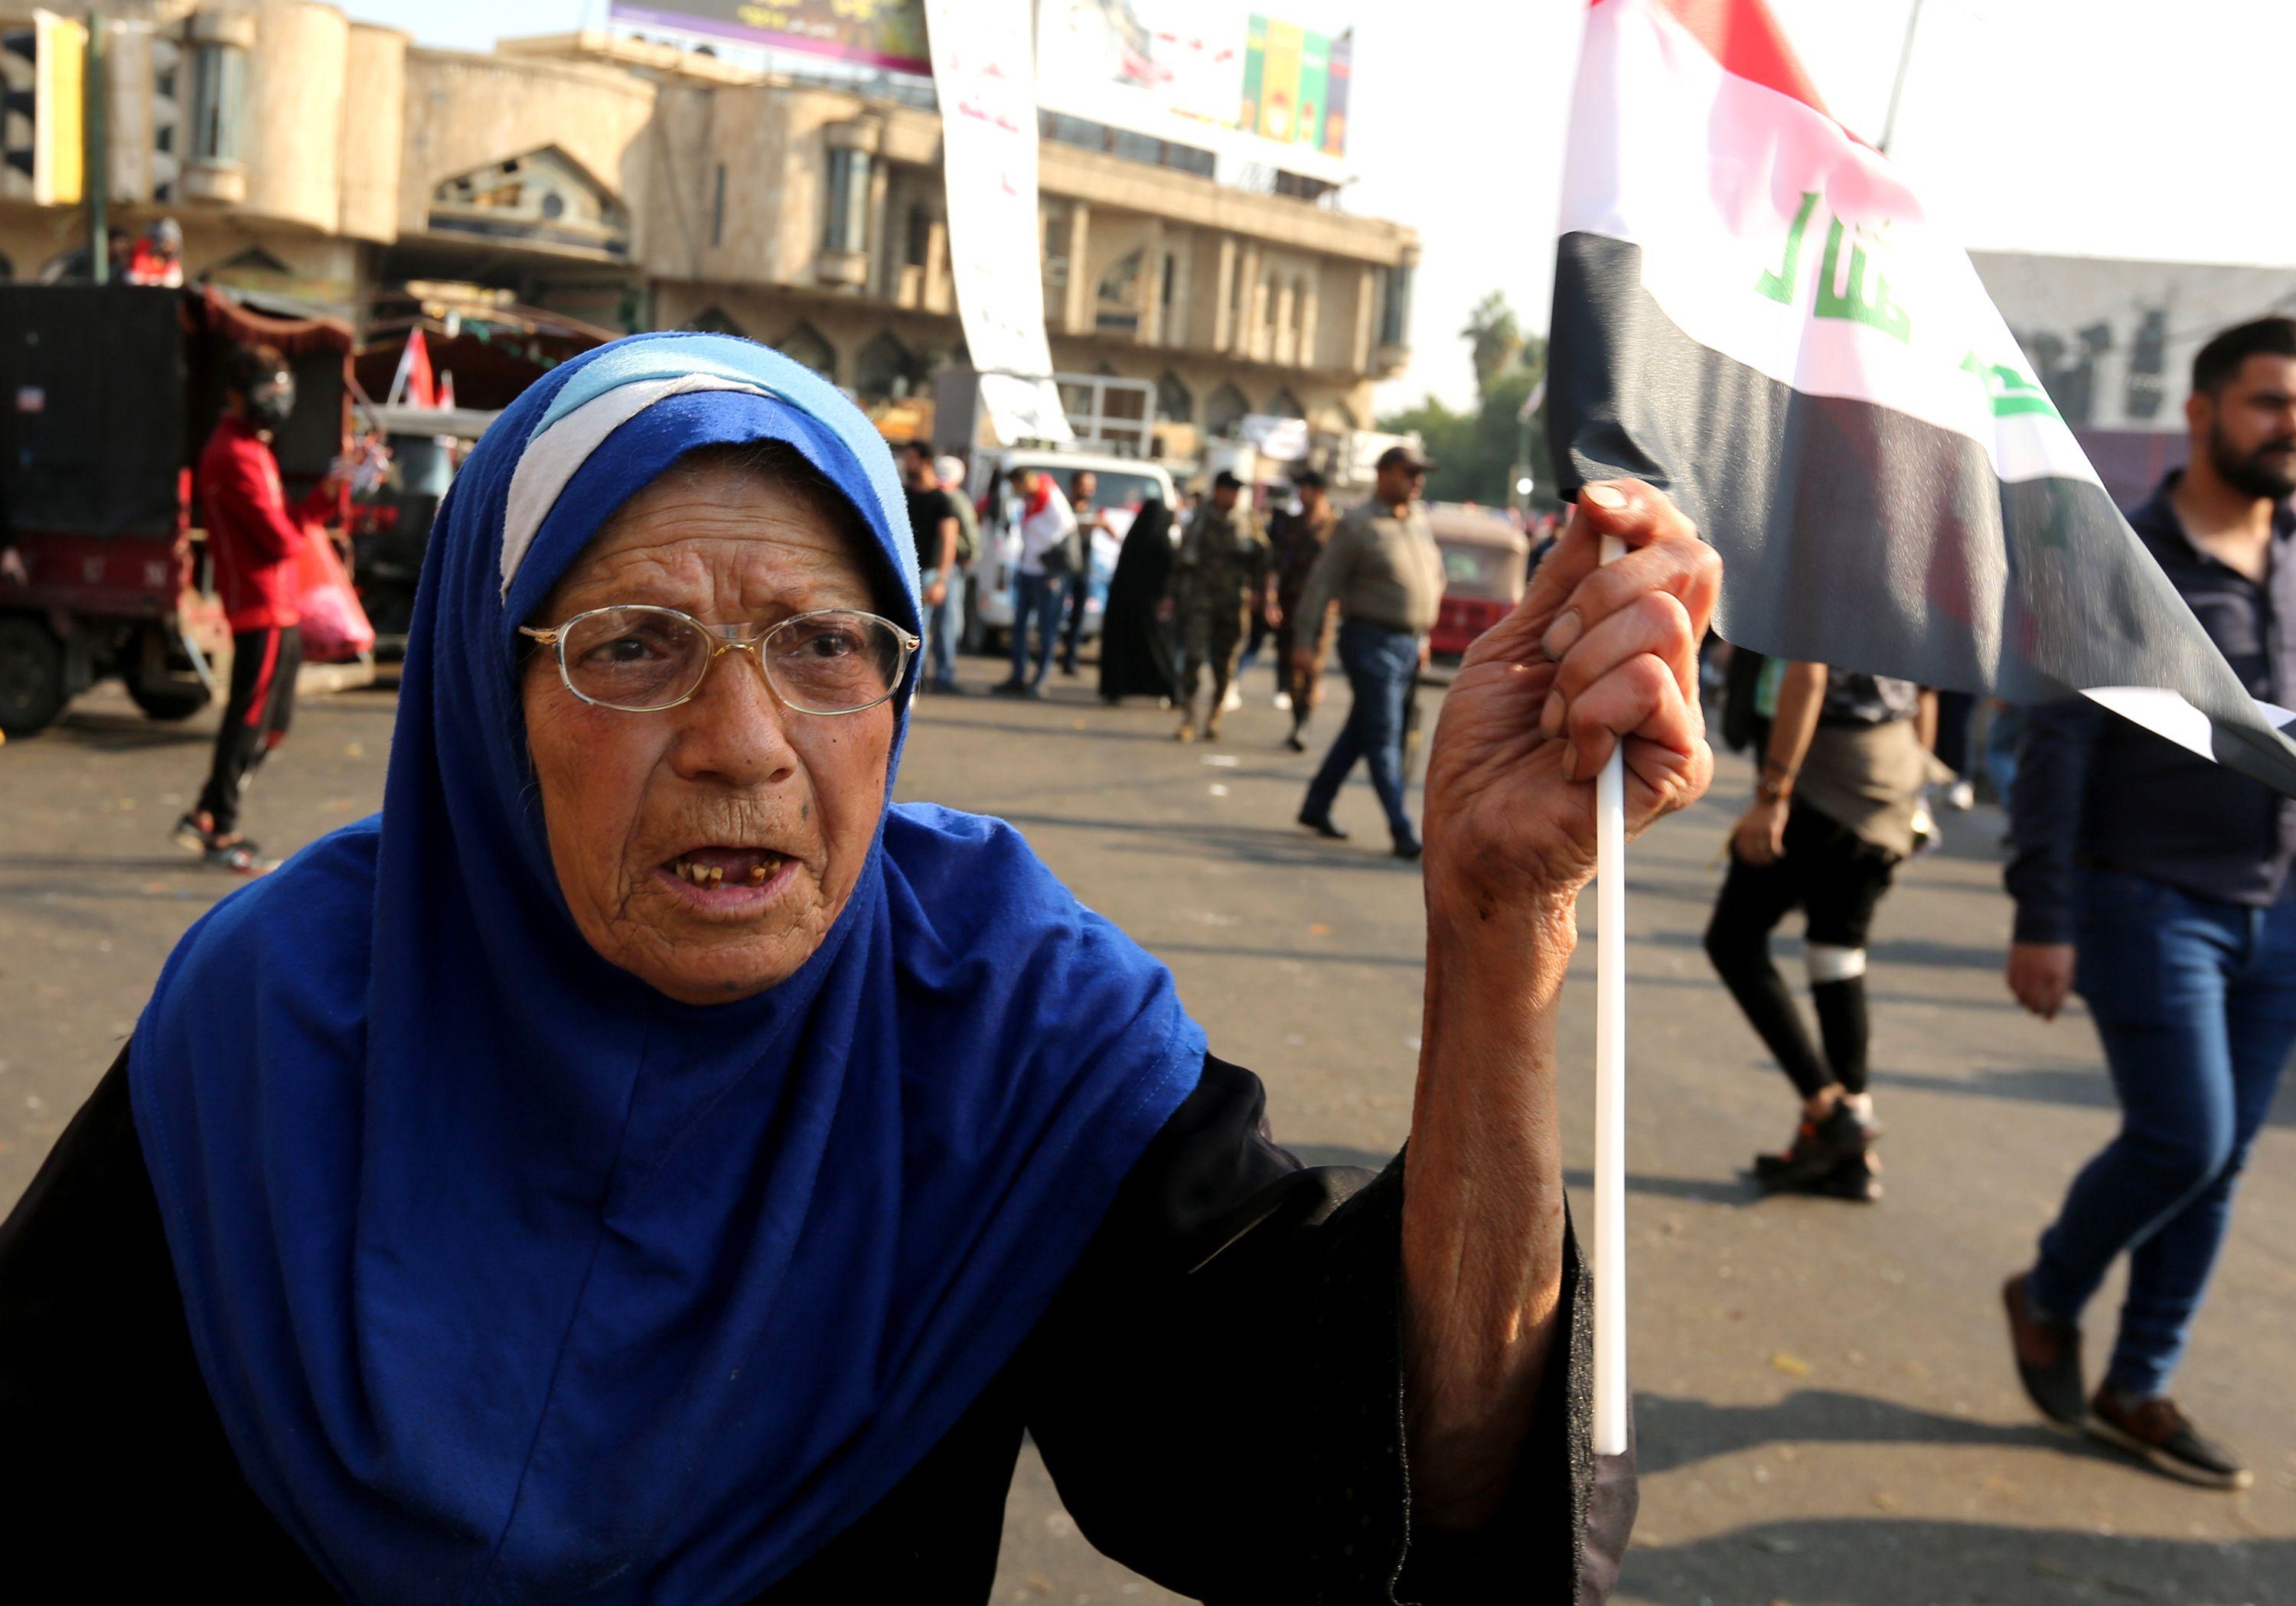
904;486;957;570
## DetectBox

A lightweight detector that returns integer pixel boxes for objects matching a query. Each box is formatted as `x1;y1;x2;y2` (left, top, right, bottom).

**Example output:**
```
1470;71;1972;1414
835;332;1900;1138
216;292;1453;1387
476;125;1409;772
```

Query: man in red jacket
172;344;344;874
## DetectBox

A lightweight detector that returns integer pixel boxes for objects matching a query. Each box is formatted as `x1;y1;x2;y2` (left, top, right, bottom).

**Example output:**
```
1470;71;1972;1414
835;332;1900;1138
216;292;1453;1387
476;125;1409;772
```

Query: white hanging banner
923;0;1072;446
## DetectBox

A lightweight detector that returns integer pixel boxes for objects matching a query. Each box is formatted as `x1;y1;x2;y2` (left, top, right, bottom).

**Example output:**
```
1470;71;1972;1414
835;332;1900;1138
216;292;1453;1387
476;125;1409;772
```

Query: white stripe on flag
1562;0;2098;490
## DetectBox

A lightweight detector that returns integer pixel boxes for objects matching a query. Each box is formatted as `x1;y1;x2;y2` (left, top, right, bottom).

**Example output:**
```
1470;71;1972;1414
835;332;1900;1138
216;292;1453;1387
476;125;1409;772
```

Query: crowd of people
893;438;1448;858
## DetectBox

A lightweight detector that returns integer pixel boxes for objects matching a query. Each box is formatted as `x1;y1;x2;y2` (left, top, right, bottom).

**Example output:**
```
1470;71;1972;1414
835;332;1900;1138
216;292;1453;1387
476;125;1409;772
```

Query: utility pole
1878;0;1924;156
83;11;104;284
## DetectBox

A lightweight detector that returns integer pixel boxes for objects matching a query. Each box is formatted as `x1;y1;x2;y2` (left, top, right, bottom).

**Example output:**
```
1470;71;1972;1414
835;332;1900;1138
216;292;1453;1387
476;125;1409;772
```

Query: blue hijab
129;334;1206;1604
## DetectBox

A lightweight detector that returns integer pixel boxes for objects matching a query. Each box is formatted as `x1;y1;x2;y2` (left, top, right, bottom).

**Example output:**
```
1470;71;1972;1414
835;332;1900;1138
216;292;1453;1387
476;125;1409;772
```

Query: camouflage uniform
1269;503;1339;728
1169;502;1268;738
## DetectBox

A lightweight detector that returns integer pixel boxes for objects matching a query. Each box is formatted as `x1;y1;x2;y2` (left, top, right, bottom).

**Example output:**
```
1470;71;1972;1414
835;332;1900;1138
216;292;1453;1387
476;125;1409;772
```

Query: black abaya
1097;499;1180;703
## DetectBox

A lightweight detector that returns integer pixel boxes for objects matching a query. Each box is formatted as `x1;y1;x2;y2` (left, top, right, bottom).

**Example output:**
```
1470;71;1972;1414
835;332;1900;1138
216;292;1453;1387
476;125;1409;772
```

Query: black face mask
246;370;295;431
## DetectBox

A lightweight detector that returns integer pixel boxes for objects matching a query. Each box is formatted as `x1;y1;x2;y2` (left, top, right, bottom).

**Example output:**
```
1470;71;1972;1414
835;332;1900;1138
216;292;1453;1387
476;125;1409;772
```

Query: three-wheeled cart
0;283;354;736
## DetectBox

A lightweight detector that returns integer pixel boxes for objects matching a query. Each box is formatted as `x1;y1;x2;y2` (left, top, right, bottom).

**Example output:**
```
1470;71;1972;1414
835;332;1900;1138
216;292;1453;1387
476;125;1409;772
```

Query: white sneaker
1910;800;1941;855
1945;779;1977;811
1221;683;1243;714
1272;690;1293;712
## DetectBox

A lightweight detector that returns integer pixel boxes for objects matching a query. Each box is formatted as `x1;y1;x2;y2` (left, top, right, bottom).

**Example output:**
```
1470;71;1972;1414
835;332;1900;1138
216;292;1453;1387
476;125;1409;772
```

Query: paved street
3;663;2292;1605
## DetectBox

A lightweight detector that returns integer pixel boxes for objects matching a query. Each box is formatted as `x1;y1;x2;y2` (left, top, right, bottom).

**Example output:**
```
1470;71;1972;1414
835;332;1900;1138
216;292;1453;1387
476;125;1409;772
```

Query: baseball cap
934;454;966;487
1376;444;1433;475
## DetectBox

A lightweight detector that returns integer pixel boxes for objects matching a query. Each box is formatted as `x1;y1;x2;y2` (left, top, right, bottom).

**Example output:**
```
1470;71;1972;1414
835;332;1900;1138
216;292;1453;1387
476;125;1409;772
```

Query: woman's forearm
1398;897;1575;1530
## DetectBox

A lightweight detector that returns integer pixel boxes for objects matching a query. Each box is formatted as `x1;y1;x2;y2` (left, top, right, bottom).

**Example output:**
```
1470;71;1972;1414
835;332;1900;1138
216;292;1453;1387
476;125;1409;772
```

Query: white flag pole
1592;531;1629;1458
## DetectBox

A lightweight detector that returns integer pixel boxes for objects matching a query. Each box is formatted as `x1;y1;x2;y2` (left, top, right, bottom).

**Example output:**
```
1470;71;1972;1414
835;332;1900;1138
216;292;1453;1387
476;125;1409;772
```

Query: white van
961;450;1178;652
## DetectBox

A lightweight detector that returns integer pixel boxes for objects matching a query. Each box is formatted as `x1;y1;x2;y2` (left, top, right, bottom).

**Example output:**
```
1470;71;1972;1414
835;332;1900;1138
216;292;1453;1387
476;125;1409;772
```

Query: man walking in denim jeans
2001;318;2296;1490
1292;445;1445;858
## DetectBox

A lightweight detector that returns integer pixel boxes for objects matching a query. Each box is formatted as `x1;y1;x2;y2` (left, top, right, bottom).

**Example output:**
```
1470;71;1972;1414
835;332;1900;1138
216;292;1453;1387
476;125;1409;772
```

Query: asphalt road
3;663;2291;1606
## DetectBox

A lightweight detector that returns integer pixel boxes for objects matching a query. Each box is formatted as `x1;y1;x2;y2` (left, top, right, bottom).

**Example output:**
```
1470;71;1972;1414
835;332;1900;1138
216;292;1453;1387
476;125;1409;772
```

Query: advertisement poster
1035;1;1352;179
922;0;1073;445
608;0;930;74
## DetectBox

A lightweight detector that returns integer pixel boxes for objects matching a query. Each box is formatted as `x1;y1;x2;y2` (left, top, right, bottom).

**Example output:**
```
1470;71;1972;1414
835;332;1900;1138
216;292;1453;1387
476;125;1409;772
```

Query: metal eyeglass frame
519;604;920;716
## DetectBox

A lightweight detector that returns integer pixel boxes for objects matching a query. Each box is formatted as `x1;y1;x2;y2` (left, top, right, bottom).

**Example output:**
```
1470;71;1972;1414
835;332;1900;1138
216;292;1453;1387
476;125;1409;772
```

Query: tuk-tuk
0;283;354;736
1426;503;1530;660
346;402;500;649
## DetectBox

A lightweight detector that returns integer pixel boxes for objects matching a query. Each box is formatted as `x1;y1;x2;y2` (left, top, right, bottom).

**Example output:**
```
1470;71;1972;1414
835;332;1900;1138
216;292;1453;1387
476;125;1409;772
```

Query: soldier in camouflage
1168;469;1270;742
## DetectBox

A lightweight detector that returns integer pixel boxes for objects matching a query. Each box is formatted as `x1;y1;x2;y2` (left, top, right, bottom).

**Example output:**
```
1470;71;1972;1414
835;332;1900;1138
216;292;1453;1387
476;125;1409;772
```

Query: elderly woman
0;336;1717;1602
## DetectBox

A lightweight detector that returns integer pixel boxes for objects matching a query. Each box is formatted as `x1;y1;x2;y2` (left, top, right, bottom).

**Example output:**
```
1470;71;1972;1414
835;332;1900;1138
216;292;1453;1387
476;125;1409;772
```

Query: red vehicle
1426;503;1530;660
0;284;354;736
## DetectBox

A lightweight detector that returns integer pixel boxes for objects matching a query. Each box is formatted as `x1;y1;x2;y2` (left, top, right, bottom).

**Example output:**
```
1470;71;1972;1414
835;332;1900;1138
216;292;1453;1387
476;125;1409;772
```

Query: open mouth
660;846;793;894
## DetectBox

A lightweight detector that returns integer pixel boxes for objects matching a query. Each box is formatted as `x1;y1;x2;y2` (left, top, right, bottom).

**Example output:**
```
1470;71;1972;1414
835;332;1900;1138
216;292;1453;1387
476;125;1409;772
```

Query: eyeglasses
520;605;918;715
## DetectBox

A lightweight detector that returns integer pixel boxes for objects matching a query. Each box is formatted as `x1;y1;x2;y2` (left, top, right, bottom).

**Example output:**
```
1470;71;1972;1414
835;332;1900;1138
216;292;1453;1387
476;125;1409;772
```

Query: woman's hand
1730;794;1789;865
1401;480;1719;1529
1420;480;1720;928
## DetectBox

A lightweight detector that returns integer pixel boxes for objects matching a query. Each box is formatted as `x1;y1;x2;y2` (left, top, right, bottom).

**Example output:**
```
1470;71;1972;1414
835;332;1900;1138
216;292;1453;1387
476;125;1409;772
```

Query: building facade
0;2;1419;464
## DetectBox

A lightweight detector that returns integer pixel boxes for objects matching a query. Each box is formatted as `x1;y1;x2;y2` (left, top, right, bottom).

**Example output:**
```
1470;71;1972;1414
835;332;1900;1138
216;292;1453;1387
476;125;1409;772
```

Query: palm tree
1462;292;1524;398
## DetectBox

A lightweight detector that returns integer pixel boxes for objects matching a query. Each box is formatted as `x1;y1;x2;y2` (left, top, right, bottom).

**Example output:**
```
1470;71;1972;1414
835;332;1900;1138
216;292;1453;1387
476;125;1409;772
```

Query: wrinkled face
522;454;895;1005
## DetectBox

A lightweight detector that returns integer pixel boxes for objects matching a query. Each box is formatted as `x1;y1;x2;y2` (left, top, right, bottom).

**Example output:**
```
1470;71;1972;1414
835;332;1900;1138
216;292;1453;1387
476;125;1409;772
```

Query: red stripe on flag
1603;0;1844;131
243;630;282;729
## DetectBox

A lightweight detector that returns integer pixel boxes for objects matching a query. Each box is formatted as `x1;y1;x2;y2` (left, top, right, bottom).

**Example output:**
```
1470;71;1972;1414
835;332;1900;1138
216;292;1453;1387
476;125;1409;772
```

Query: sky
354;0;2296;412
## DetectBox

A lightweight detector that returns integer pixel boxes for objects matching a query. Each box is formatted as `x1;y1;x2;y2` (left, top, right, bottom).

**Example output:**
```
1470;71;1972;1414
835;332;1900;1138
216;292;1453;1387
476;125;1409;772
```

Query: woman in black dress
0;336;1720;1603
1097;494;1181;705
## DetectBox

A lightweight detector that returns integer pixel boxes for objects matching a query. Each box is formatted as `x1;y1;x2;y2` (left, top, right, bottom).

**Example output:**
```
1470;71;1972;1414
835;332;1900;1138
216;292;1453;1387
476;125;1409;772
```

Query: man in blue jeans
993;467;1077;698
1291;446;1446;858
2002;316;2296;1490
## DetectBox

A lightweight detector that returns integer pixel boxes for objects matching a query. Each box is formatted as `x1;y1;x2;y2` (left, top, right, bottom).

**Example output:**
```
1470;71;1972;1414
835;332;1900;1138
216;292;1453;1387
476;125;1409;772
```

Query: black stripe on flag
1548;230;2296;797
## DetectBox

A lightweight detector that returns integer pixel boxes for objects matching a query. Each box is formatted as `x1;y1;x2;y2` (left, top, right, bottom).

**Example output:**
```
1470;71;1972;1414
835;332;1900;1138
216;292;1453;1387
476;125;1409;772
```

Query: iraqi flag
1547;0;2296;793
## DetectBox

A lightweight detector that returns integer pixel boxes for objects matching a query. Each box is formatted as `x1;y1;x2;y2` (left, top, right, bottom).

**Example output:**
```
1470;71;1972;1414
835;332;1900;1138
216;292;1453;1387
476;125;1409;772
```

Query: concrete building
0;2;1419;464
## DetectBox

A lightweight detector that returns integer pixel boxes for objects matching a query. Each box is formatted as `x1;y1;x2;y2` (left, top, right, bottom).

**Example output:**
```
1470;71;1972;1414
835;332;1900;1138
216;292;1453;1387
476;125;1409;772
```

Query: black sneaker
1752;1102;1873;1190
2002;1272;2086;1428
1813;1148;1882;1202
1283;731;1307;754
1392;839;1423;862
1297;811;1348;841
2086;1389;2252;1490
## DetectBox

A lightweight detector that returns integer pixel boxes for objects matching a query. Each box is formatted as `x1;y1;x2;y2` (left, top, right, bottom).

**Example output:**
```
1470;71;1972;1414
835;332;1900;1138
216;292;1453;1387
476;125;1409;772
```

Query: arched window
1265;387;1307;421
686;305;745;337
776;321;837;380
1096;248;1143;334
1156;370;1194;425
1204;383;1249;438
855;331;925;401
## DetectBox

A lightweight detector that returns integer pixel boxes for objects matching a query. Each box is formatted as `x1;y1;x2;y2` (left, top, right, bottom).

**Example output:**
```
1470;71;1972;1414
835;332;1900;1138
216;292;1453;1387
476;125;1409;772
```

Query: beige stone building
0;1;1418;463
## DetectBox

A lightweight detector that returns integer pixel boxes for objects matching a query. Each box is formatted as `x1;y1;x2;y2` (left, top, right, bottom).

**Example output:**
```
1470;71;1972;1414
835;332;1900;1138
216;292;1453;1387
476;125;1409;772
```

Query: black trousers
1704;800;1900;1100
197;626;302;837
1057;570;1090;670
